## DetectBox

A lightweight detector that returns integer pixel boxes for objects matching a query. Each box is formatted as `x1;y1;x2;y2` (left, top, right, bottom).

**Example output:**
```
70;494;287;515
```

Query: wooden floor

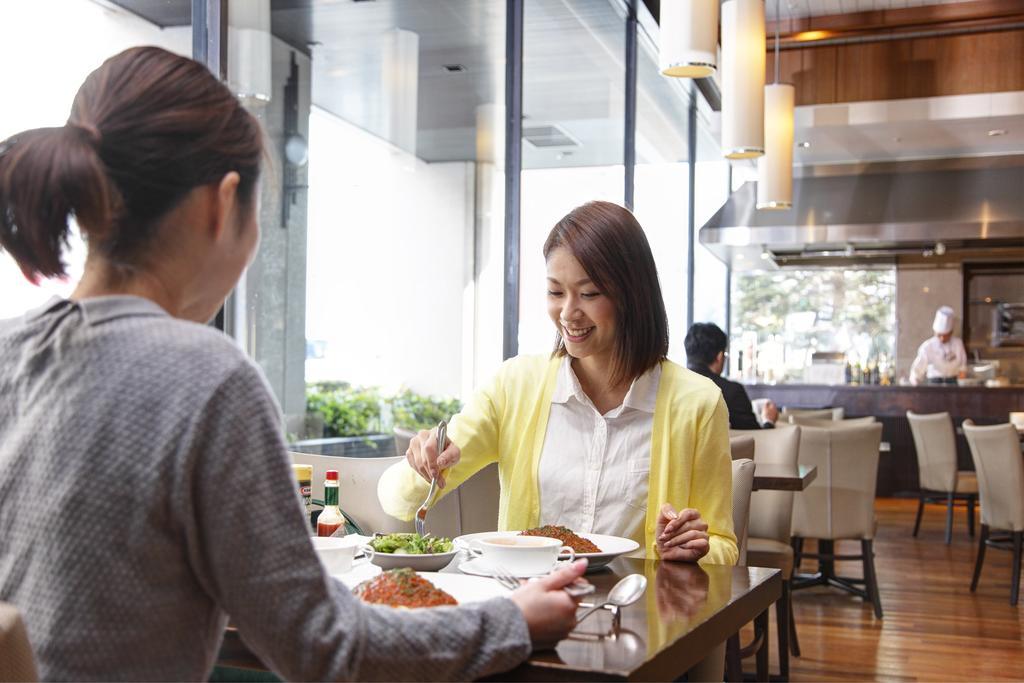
740;498;1024;681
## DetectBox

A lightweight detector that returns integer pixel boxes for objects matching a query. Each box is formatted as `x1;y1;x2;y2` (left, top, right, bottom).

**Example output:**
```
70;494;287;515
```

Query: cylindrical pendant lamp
757;83;795;209
659;0;719;78
721;0;765;158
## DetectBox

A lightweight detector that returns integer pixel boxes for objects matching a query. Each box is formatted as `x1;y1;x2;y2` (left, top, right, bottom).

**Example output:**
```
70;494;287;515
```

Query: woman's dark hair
543;201;669;388
684;322;728;366
0;46;264;281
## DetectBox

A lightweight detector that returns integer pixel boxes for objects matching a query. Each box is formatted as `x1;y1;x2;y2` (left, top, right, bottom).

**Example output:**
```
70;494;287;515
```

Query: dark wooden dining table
217;558;781;682
752;463;817;491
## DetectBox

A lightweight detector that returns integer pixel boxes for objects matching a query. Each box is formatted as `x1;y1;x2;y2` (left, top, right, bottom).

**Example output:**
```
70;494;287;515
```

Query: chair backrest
393;427;416;457
729;435;755;461
791;423;883;541
962;421;1024;532
0;602;38;683
790;415;875;428
906;411;957;492
289;452;496;538
782;408;834;422
730;425;801;543
454;463;500;534
731;458;756;566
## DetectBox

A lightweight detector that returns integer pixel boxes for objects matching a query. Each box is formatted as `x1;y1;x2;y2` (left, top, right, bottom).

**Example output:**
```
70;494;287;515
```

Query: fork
485;561;596;598
414;420;446;537
486;562;521;592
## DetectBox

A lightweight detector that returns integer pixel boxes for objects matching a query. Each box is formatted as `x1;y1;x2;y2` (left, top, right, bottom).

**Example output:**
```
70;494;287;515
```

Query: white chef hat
932;305;955;334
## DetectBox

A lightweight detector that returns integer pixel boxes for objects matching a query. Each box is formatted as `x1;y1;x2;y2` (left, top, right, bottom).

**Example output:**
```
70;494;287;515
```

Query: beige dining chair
393;426;416;457
906;411;978;544
731;458;756;566
729;435;755;462
730;424;802;678
789;415;875;428
962;421;1024;606
791;423;884;618
0;602;37;683
781;407;839;423
290;452;498;538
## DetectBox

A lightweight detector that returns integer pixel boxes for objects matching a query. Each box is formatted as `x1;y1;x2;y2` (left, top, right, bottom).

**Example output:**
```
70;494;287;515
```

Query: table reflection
655;561;710;620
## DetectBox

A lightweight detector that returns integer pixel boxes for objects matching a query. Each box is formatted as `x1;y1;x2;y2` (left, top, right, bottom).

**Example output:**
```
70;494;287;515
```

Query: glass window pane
632;9;691;363
519;0;626;356
0;0;191;319
730;269;897;383
235;1;504;446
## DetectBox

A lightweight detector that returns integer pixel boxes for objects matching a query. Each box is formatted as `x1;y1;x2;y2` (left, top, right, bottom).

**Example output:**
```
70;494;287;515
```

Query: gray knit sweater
0;297;530;681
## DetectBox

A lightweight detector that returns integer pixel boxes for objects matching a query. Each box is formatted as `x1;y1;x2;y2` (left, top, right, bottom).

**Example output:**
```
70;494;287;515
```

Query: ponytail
0;46;263;284
0;124;119;282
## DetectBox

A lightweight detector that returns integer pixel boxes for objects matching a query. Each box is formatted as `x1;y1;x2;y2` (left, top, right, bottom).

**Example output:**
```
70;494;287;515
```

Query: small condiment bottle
317;470;347;537
291;464;313;518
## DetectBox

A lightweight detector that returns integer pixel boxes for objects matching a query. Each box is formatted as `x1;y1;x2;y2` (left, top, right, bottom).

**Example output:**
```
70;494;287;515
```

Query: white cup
310;536;359;574
472;535;575;576
1010;412;1024;429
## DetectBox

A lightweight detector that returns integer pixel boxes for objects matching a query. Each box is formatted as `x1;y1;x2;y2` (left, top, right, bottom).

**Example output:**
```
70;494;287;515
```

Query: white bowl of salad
364;533;458;572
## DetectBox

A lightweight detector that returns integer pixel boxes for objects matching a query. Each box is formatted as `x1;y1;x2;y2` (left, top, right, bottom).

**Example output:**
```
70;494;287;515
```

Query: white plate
454;531;640;569
338;565;510;605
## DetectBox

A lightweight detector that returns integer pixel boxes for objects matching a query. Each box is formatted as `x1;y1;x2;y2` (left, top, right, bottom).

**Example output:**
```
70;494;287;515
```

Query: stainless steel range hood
700;162;1024;269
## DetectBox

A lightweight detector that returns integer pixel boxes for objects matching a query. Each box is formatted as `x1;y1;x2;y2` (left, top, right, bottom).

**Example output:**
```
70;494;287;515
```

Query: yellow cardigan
378;355;738;565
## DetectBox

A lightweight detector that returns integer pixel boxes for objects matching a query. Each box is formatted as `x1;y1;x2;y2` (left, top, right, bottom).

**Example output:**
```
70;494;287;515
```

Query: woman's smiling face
546;246;617;364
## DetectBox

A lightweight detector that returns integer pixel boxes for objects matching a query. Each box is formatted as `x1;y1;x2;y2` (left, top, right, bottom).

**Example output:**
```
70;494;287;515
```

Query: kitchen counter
744;383;1024;496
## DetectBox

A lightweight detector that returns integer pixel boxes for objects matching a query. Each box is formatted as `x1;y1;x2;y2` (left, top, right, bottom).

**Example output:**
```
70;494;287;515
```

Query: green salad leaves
369;533;453;555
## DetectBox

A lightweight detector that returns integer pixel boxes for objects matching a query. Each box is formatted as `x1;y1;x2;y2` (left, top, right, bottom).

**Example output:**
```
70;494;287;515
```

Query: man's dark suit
687;363;771;430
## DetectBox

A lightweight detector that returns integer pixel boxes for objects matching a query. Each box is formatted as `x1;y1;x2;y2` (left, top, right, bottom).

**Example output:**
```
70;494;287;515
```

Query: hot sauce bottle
317;470;347;537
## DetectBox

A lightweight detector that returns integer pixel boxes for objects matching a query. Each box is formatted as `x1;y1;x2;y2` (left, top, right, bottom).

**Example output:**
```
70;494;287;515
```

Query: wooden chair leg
967;495;976;538
788;592;800;657
861;539;883;619
725;633;743;682
754;609;770;682
912;495;925;537
776;581;791;679
945;492;954;545
970;524;988;592
1011;531;1022;607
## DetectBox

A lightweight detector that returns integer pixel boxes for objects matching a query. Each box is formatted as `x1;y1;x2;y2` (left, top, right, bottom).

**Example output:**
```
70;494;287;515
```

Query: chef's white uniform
910;336;967;385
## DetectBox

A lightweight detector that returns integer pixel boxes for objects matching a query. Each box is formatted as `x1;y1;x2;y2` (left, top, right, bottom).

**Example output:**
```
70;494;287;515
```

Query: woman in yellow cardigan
379;201;737;565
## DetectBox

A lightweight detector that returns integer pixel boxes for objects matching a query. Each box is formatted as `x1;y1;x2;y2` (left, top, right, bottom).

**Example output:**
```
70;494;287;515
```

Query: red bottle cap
325;470;339;481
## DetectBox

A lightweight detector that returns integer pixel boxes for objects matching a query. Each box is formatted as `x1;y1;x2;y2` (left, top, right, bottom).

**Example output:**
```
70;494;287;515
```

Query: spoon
414;420;446;537
575;573;647;624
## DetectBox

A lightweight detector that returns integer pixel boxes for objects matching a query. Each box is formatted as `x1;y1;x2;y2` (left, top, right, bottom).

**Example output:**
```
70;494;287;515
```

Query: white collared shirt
537;357;661;548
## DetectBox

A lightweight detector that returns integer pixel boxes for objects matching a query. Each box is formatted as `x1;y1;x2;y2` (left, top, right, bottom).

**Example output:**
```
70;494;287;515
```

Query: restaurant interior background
2;0;1022;448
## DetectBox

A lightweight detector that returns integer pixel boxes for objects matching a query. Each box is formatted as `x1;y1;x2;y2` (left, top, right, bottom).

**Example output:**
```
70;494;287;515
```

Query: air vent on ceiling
523;125;578;148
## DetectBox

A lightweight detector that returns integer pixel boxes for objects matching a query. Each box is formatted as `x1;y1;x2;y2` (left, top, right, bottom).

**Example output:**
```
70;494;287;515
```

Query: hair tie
68;121;102;148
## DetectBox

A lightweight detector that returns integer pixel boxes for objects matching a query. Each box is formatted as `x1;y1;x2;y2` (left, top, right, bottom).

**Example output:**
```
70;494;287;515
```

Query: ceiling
765;0;984;20
108;0;1021;168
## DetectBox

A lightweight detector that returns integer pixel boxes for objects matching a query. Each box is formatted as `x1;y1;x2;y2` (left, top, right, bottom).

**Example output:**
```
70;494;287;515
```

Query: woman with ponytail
0;46;584;681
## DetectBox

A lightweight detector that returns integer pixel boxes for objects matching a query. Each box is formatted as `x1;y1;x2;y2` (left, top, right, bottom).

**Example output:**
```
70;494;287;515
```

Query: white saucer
458;556;571;579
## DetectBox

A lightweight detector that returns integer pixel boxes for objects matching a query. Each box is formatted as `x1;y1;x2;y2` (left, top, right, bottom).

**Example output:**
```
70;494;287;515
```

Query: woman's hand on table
510;559;589;649
406;427;461;488
655;504;710;562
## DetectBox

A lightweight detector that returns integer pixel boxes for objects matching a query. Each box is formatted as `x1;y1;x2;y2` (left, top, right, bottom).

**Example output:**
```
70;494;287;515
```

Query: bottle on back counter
317;470;348;537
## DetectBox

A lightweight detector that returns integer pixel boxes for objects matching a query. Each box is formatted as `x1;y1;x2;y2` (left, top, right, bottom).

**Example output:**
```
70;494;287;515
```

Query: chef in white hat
910;305;967;385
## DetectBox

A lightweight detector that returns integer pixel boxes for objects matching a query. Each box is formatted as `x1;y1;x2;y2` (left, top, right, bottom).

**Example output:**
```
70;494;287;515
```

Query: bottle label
317;520;344;537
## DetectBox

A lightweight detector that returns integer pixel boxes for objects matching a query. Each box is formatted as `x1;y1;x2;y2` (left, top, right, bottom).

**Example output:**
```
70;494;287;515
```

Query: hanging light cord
774;0;781;84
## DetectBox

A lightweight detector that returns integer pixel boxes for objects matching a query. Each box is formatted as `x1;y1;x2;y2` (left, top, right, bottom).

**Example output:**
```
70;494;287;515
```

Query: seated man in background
684;323;777;430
